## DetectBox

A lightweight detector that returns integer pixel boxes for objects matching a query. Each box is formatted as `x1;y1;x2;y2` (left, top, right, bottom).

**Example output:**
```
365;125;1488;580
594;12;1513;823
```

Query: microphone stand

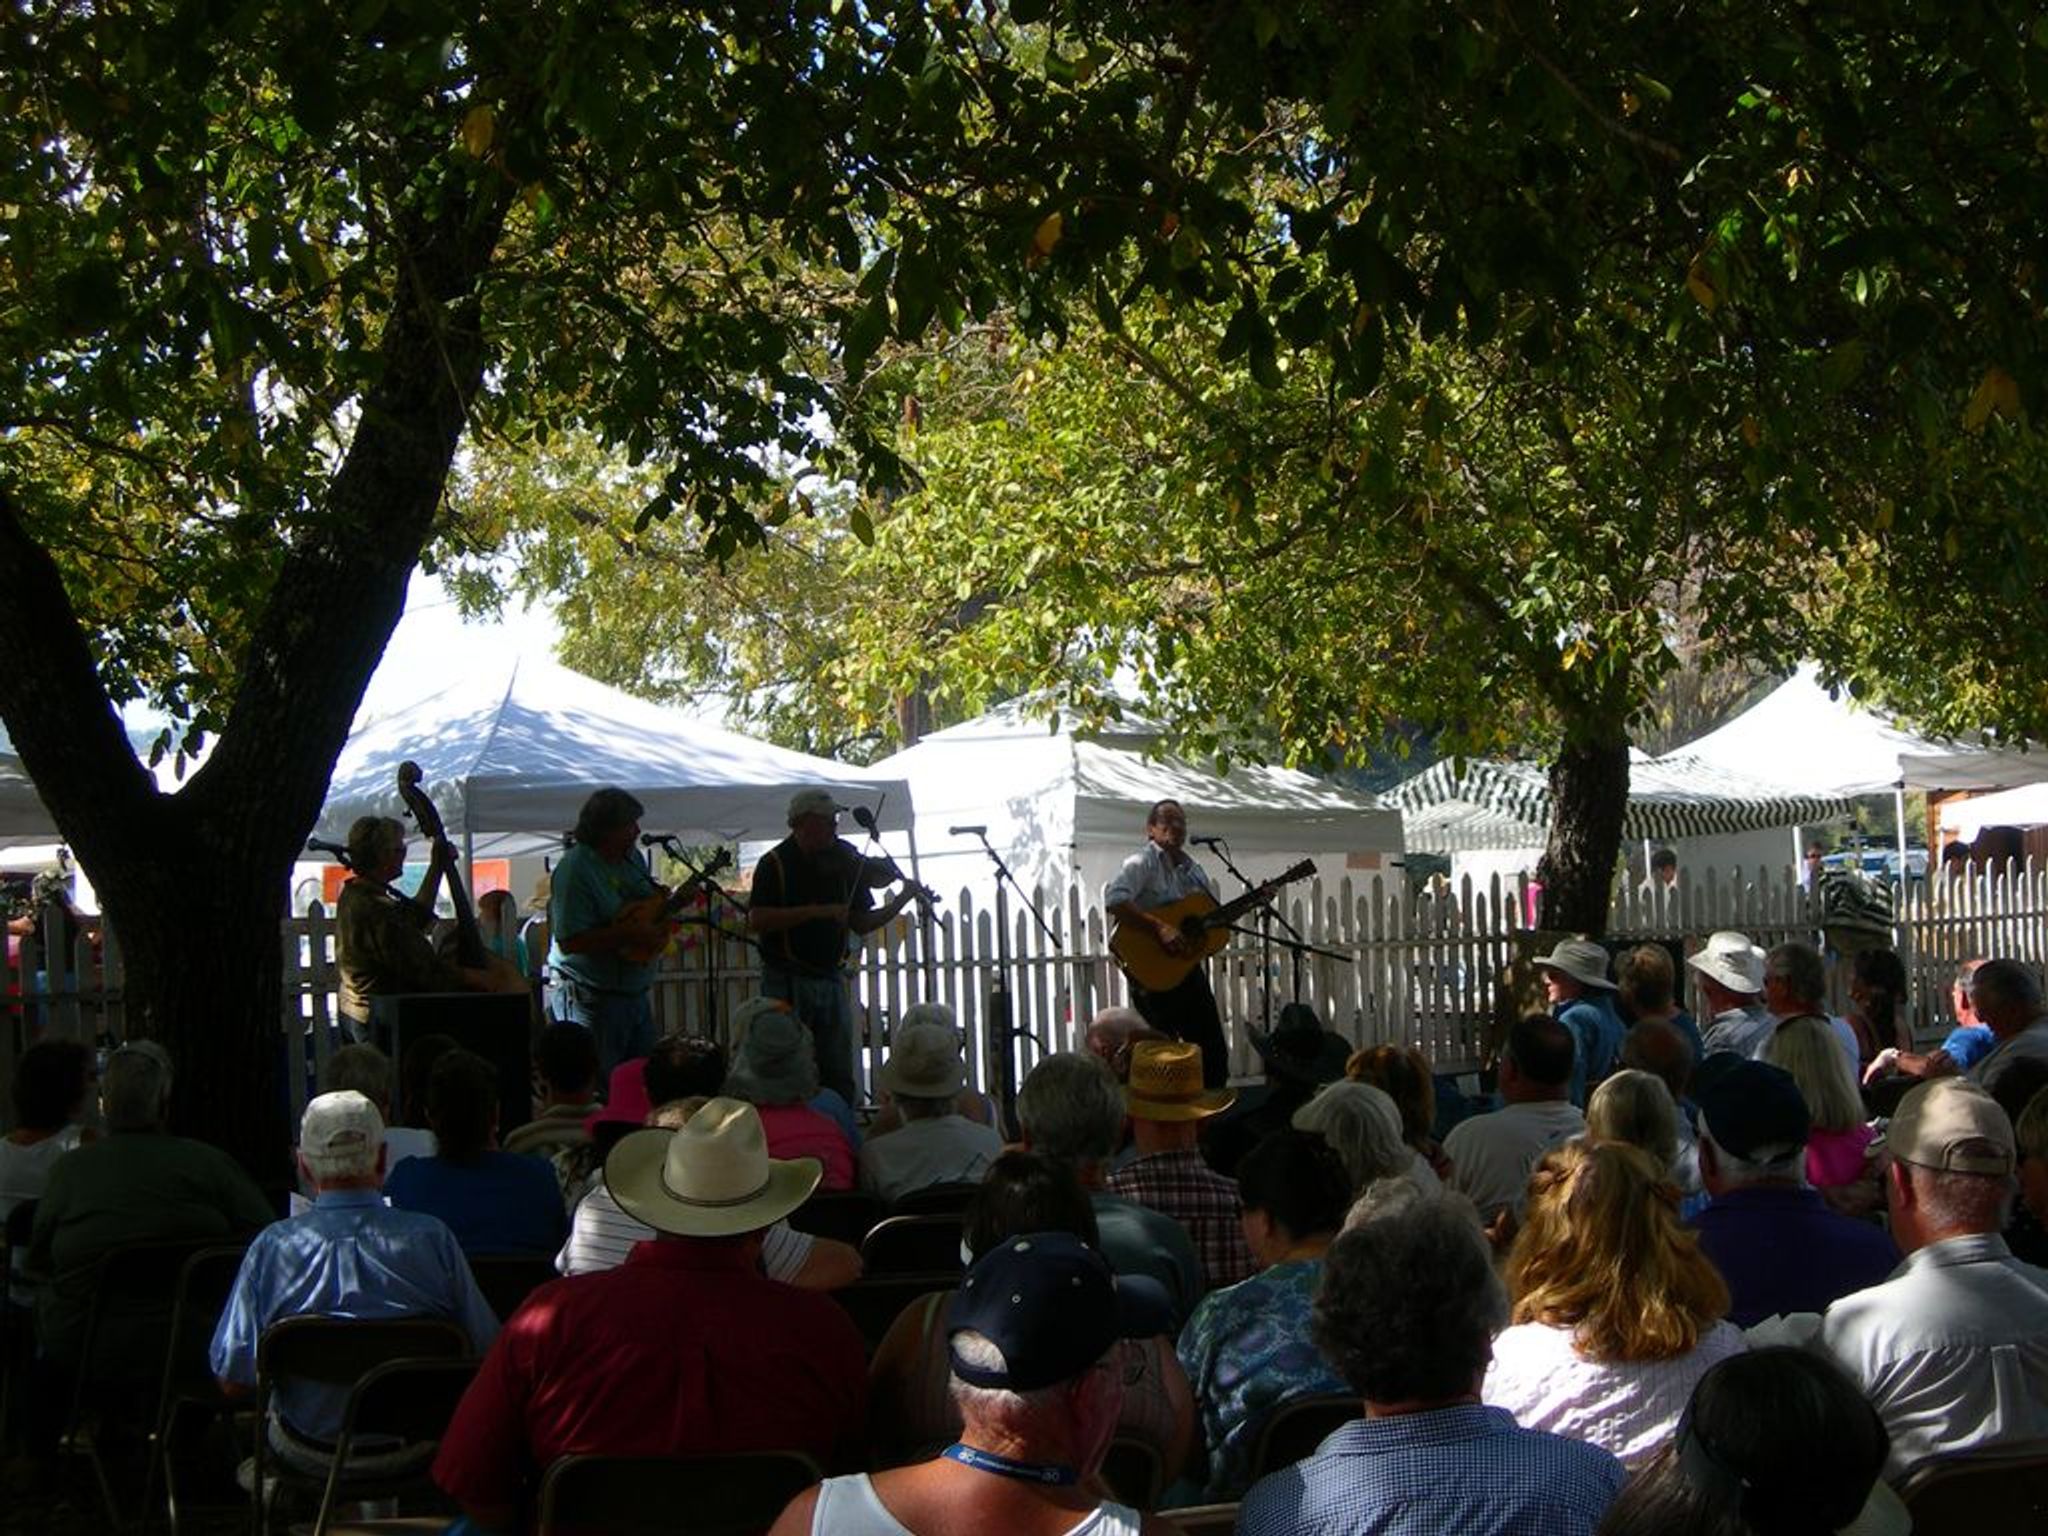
649;834;751;1038
1201;839;1342;1023
961;829;1061;1141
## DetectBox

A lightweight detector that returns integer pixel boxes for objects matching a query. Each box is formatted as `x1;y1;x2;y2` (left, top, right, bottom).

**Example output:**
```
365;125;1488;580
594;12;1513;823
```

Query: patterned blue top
1237;1403;1626;1536
209;1190;499;1442
1176;1258;1347;1499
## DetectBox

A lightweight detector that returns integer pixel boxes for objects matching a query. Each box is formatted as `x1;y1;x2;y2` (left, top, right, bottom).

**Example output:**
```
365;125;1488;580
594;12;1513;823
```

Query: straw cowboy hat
1532;939;1617;992
603;1097;821;1238
1125;1040;1236;1120
1686;930;1767;995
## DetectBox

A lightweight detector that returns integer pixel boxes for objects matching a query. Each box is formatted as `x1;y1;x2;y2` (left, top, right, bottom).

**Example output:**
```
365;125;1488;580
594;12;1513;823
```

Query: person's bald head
1083;1007;1166;1083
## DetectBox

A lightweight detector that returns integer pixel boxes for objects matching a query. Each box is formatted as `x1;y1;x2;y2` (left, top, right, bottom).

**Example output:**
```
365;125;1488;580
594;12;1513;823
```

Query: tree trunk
0;185;510;1180
1537;736;1631;936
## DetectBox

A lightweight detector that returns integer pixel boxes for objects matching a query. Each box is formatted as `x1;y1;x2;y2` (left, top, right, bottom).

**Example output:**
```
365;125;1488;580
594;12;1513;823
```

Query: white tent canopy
869;699;1405;911
0;750;57;842
1671;664;2048;796
1939;783;2048;842
316;657;910;858
1392;755;1854;855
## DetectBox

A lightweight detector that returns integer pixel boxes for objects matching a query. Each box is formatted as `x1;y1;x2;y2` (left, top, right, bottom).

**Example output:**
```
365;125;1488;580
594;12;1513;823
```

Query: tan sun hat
1886;1077;2015;1177
604;1096;821;1238
1125;1039;1236;1121
1533;938;1617;992
879;1021;968;1099
1686;930;1766;994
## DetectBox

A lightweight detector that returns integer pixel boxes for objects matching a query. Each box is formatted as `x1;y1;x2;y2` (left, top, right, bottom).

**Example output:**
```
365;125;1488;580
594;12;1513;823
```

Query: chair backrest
258;1314;474;1386
1162;1502;1241;1535
467;1253;558;1321
829;1275;954;1354
888;1182;981;1218
859;1214;965;1276
337;1355;481;1448
783;1190;882;1247
1902;1450;2048;1533
157;1243;251;1399
537;1450;823;1536
1247;1392;1362;1481
3;1197;35;1250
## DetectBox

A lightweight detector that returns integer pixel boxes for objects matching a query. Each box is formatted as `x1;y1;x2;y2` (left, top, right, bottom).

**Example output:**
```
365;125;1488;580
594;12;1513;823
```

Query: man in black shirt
748;788;920;1105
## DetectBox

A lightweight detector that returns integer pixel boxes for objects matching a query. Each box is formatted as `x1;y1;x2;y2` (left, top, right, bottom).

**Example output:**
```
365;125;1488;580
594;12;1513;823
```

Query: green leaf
842;291;891;379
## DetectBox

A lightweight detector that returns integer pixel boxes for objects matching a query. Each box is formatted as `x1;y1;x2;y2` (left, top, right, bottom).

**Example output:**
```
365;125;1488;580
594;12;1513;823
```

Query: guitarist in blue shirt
1105;800;1232;1088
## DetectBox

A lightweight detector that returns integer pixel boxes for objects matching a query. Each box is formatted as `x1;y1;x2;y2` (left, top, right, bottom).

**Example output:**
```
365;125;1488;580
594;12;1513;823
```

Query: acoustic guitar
1110;858;1316;993
616;847;735;964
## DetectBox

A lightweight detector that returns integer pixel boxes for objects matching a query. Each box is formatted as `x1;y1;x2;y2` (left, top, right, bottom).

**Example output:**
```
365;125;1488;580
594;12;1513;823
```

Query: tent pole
463;829;476;902
1893;782;1908;877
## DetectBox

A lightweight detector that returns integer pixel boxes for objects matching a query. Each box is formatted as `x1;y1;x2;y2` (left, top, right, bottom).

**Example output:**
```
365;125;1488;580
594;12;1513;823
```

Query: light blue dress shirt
209;1189;499;1442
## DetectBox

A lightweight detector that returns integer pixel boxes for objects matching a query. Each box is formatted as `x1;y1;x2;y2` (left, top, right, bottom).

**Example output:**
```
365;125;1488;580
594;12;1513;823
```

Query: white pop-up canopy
1938;783;2048;842
0;750;58;842
869;699;1405;912
316;657;910;858
1672;664;2048;796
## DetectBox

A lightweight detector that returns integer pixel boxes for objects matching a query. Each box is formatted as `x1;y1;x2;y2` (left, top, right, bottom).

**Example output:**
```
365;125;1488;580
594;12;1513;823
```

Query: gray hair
320;1043;394;1111
1587;1069;1680;1169
1016;1052;1124;1165
1315;1189;1506;1404
345;815;404;872
1764;941;1826;1008
1903;1160;2014;1234
1292;1082;1411;1190
947;1329;1082;1428
102;1041;174;1132
1971;959;2043;1021
1699;1122;1806;1187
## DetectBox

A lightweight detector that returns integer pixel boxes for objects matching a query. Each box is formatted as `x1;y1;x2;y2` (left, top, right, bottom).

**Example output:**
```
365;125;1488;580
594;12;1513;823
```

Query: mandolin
1110;858;1316;992
616;847;735;964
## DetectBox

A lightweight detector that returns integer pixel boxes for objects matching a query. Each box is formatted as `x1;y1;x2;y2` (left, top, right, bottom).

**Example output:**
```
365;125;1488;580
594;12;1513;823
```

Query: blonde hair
1344;1044;1436;1149
1506;1140;1729;1363
1586;1069;1680;1169
1763;1015;1863;1133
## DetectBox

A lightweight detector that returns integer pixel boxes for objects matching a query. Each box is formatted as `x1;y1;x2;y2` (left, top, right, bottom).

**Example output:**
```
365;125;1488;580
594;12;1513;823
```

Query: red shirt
432;1238;867;1517
755;1104;857;1190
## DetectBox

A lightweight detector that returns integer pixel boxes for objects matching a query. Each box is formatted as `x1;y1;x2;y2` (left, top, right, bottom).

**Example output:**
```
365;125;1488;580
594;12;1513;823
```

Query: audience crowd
6;933;2048;1536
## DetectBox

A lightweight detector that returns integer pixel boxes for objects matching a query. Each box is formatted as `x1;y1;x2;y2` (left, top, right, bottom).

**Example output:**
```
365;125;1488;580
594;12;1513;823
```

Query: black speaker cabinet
369;991;534;1135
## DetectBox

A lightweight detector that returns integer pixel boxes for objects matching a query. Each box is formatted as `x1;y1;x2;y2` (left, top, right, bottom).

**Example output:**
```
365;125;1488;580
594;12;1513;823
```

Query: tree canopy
3;3;2047;1168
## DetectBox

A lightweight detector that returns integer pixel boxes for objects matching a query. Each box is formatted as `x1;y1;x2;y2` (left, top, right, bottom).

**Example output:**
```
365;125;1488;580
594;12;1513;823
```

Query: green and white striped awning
1389;755;1854;853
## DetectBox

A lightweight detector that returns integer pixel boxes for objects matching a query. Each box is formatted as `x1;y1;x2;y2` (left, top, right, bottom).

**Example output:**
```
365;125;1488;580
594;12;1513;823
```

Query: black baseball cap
946;1232;1173;1392
1694;1060;1811;1161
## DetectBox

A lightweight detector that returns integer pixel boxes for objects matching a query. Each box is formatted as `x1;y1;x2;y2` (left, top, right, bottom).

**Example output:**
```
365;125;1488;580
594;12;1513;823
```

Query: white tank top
810;1474;1144;1536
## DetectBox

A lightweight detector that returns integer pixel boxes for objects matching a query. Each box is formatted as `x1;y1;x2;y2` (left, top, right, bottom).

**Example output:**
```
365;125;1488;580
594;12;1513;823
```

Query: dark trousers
1132;969;1229;1087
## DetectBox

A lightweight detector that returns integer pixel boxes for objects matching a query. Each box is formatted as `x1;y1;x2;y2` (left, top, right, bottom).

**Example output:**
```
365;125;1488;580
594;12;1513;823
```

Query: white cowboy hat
603;1097;821;1238
1686;930;1767;995
1532;938;1617;992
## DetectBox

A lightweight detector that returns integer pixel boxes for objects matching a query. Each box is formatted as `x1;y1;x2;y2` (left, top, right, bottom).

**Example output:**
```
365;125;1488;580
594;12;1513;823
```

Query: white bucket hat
603;1097;821;1238
1533;938;1616;992
1687;930;1767;995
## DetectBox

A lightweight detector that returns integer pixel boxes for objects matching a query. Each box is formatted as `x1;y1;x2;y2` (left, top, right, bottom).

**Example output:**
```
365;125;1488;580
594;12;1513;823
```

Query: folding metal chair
782;1190;882;1248
1246;1391;1362;1481
250;1315;472;1535
858;1214;965;1276
145;1242;253;1536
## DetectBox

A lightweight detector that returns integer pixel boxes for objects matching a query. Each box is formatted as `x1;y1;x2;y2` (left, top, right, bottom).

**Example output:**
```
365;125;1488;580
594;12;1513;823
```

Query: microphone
1190;835;1224;848
850;805;879;833
949;825;987;837
640;833;678;848
306;837;351;862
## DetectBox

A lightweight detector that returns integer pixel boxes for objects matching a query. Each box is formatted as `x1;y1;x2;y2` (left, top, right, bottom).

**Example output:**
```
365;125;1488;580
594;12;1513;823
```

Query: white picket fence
8;862;2047;1121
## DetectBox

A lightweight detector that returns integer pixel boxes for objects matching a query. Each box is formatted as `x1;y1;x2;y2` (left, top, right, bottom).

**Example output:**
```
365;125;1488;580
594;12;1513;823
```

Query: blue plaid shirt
1237;1403;1625;1536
